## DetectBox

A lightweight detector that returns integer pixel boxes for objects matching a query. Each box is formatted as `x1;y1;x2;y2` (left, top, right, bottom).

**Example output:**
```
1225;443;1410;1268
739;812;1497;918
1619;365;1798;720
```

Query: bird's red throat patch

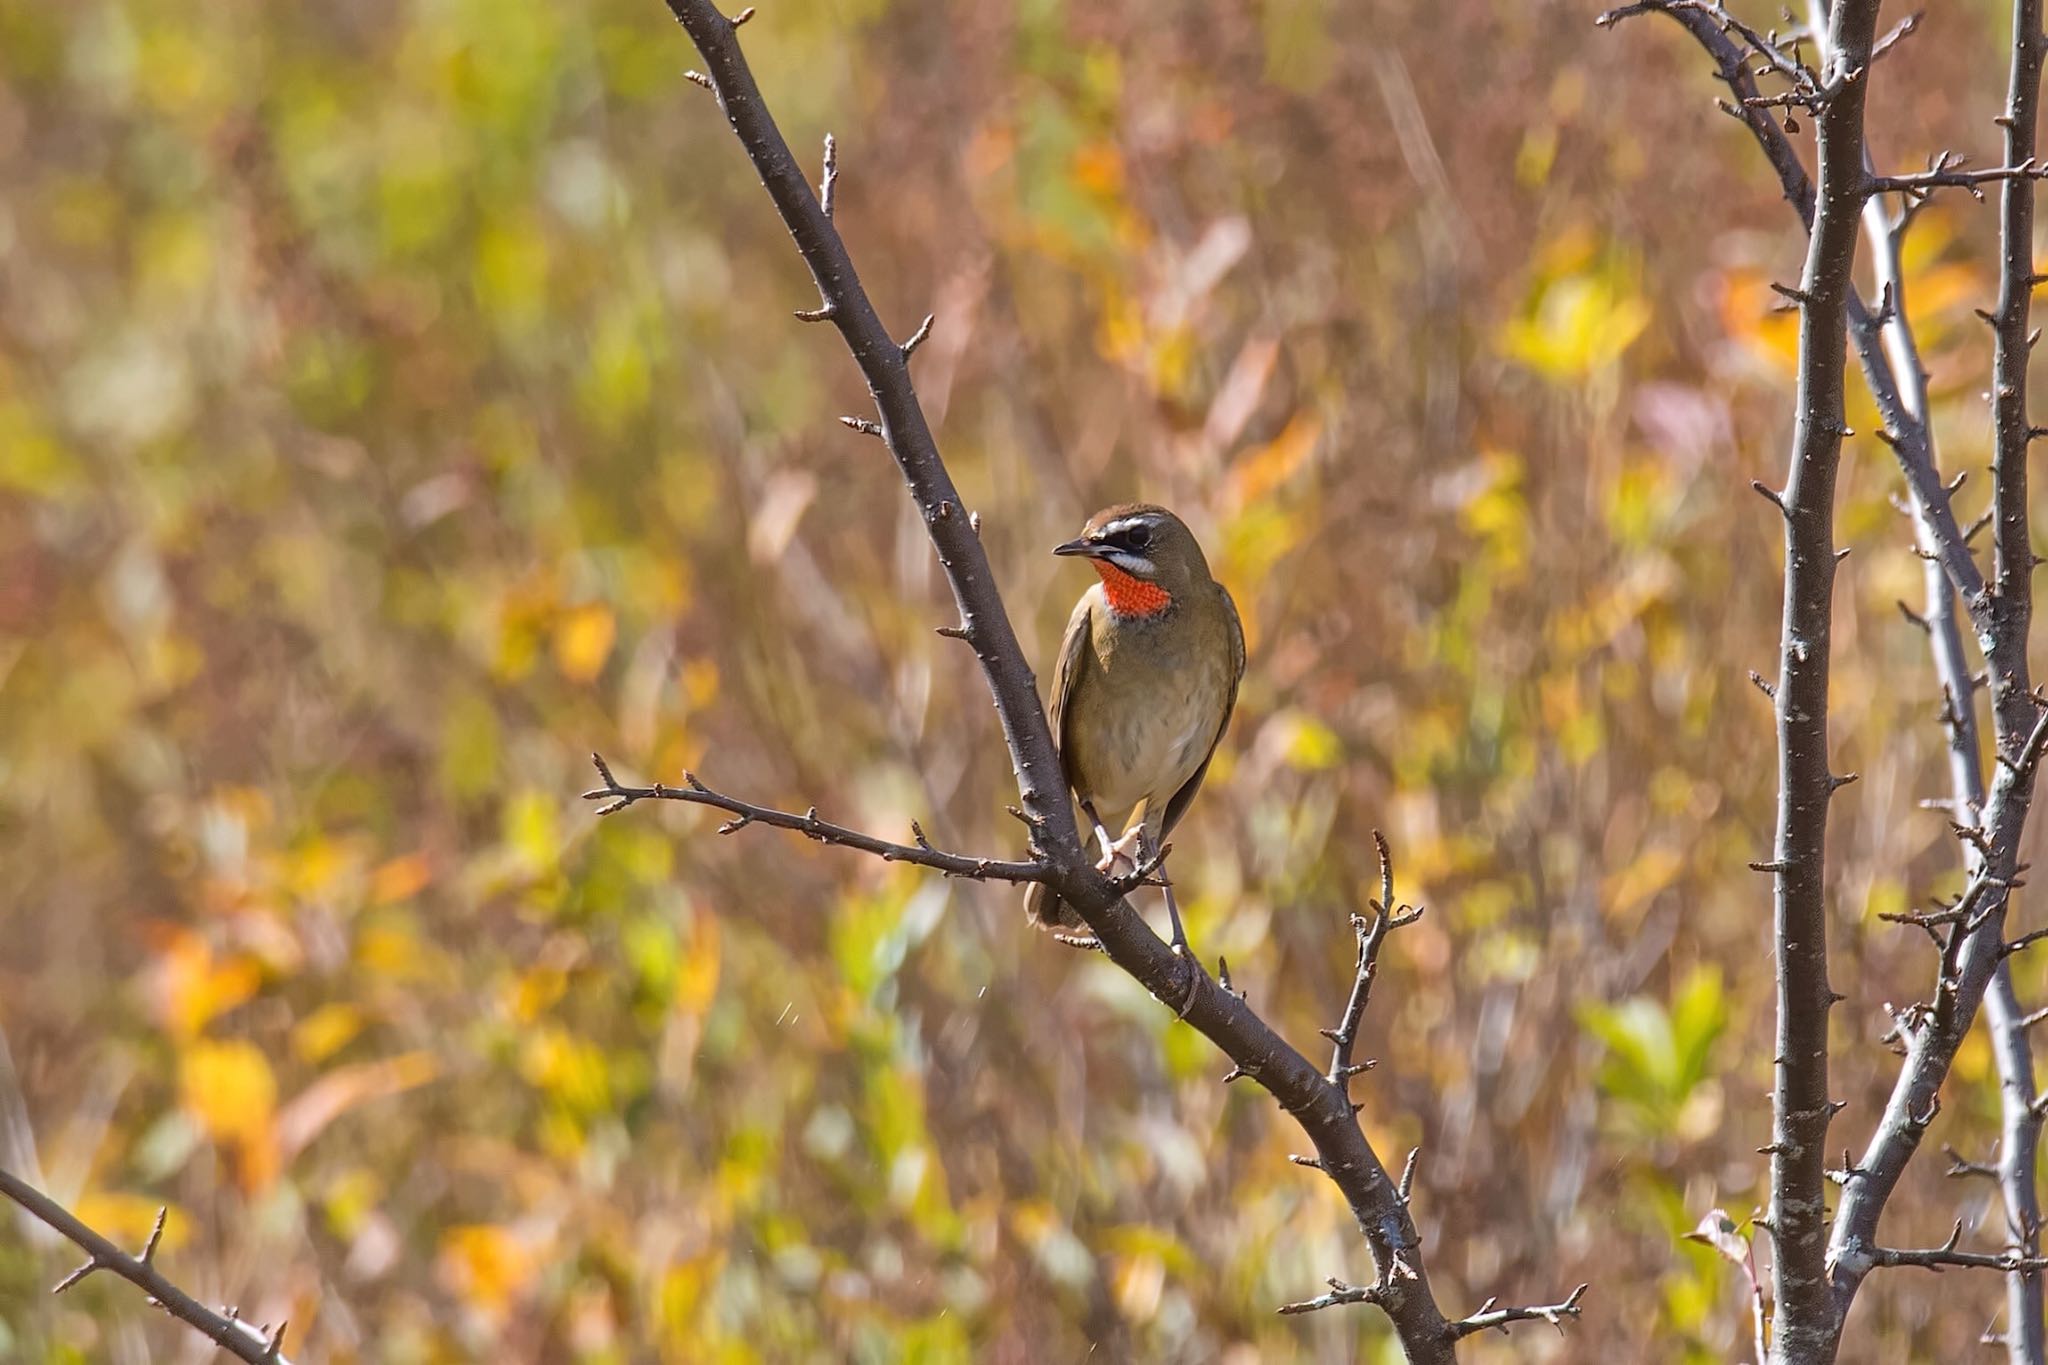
1092;561;1173;617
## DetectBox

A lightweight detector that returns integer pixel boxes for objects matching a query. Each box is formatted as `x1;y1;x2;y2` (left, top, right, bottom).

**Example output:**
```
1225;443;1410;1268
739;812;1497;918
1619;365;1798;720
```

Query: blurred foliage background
0;0;2042;1360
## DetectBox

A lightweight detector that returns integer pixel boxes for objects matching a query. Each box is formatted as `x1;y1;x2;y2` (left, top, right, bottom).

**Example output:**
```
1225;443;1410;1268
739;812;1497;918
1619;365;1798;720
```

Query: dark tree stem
1750;7;1879;1360
1988;0;2044;763
646;1;1589;1356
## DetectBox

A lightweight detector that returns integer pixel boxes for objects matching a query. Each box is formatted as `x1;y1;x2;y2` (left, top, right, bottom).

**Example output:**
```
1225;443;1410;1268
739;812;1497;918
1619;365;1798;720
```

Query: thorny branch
1323;832;1423;1094
1278;1276;1588;1343
1828;0;2048;1352
0;1166;294;1364
582;753;1049;885
1856;34;2048;1346
1603;0;2048;1360
1865;1220;2048;1275
635;2;1585;1357
1715;3;1882;1358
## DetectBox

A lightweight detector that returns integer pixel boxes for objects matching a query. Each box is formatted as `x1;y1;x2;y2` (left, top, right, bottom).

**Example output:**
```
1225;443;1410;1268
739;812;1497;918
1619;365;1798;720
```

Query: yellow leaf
356;921;431;979
439;1224;539;1316
1717;268;1800;373
71;1194;190;1256
1602;846;1684;921
554;602;616;683
1271;710;1342;770
1501;268;1650;379
292;1003;365;1065
681;657;720;709
519;1025;610;1115
1224;411;1322;512
369;852;433;905
676;909;721;1016
180;1039;277;1147
179;1038;280;1189
1073;140;1126;197
154;930;261;1039
508;964;568;1023
502;789;561;876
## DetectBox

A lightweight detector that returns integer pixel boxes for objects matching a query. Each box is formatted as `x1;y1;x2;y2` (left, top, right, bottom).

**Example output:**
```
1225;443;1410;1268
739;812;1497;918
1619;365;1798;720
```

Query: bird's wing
1160;583;1245;839
1024;591;1099;929
1046;587;1097;778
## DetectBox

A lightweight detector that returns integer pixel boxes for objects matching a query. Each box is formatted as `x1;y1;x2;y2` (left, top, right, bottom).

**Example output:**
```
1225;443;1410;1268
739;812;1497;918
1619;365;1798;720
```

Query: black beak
1053;536;1105;558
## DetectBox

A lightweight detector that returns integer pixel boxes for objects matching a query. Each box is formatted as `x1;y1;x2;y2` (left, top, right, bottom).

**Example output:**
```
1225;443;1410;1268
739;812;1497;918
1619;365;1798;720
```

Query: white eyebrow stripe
1099;517;1153;539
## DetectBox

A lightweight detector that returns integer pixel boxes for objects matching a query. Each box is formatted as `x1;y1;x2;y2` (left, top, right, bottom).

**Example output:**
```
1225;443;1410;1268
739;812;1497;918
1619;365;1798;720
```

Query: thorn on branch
731;4;755;24
1944;1144;2001;1181
1752;480;1791;516
901;313;935;362
1870;11;1921;63
1750;669;1777;699
840;414;883;438
793;303;836;323
684;70;715;91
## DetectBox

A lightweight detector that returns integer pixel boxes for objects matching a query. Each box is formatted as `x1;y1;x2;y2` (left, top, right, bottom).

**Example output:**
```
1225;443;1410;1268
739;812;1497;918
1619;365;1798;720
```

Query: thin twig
583;754;1046;883
1323;832;1423;1094
1447;1283;1591;1340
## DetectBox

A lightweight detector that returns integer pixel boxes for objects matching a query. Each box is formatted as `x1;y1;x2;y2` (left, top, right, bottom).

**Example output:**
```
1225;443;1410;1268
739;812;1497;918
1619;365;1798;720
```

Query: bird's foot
1174;944;1208;1018
1094;828;1146;883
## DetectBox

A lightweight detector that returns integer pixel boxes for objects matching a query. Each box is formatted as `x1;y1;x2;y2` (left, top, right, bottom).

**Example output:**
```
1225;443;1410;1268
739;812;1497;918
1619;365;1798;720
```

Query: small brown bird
1024;504;1245;950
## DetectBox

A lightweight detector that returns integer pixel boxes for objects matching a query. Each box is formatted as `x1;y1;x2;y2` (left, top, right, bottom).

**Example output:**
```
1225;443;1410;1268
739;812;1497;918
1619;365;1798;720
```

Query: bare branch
1277;1277;1383;1316
1447;1283;1590;1340
0;1166;295;1364
1325;831;1424;1094
1945;1145;2003;1182
1866;1220;2048;1274
583;753;1046;883
1868;156;2046;199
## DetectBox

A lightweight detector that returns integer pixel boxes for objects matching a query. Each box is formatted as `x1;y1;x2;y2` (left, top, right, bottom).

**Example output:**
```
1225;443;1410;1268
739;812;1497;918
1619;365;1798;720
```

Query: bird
1023;503;1244;953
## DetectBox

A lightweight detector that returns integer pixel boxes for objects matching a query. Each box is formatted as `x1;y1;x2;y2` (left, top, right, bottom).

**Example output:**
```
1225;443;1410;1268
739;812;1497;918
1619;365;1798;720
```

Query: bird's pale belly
1069;666;1226;822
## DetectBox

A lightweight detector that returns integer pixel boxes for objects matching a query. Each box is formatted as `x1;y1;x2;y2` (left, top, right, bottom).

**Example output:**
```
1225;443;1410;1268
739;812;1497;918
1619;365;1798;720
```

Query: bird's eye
1126;525;1153;551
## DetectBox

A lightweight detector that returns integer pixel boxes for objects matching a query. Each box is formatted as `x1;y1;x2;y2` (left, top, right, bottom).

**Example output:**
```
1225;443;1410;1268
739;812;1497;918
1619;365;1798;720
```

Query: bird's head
1053;503;1211;616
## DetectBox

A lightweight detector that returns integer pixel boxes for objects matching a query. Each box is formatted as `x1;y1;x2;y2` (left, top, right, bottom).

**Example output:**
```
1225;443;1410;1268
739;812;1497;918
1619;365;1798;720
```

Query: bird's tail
1024;879;1082;931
